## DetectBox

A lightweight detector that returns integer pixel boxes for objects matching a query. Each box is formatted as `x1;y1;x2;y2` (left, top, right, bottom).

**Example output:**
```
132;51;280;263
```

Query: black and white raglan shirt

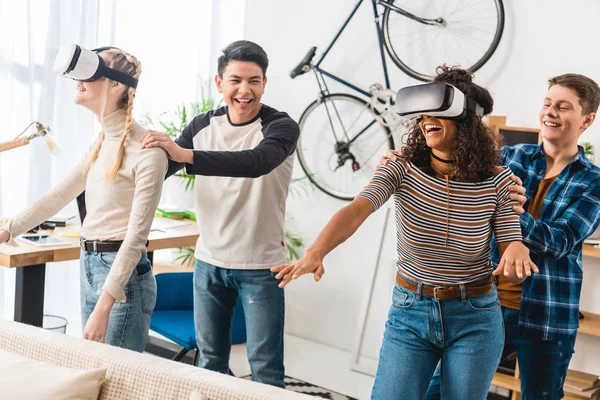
167;104;300;270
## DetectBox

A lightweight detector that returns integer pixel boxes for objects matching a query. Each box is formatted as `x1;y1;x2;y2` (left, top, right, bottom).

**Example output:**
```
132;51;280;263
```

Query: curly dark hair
400;65;500;182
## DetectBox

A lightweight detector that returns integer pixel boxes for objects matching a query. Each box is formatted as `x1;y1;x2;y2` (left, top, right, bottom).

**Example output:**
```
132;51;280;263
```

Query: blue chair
150;272;247;365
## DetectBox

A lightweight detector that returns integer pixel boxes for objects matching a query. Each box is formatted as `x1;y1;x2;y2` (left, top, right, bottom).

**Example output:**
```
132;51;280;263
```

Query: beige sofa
0;319;312;400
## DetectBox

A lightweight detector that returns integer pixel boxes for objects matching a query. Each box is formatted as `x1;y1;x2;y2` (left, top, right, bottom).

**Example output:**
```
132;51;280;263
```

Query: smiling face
540;84;595;146
74;77;108;112
215;60;266;125
73;52;127;117
419;116;458;158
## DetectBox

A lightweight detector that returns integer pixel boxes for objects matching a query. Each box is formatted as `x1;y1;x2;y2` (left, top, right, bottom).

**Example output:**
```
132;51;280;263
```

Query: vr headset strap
91;46;139;89
102;68;138;89
466;97;484;117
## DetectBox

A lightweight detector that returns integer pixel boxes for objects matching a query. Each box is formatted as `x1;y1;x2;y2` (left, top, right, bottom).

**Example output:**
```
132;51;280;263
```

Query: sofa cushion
0;319;311;400
189;391;206;400
0;348;106;400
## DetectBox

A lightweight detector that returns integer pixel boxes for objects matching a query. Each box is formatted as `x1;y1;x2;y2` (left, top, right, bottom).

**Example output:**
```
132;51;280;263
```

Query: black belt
80;238;150;252
80;239;123;252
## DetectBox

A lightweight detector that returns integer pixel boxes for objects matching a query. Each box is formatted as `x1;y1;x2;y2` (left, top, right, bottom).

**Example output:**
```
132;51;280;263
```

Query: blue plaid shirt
491;143;600;340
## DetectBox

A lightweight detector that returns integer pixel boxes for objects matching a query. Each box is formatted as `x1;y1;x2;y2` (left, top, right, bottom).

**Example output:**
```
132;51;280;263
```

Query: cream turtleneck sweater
1;109;168;302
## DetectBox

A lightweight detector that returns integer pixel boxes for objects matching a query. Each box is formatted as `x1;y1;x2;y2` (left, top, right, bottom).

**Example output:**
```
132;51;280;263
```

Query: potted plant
581;141;595;164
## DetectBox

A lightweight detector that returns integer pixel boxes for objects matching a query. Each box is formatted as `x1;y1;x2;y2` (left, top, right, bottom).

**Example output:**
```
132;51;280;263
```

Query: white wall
243;0;600;373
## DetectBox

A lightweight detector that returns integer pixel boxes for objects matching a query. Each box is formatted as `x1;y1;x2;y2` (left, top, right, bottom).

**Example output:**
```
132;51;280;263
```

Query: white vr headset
53;44;138;88
395;82;484;120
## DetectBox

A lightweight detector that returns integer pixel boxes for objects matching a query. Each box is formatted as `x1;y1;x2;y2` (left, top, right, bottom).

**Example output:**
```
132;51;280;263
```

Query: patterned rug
241;375;357;399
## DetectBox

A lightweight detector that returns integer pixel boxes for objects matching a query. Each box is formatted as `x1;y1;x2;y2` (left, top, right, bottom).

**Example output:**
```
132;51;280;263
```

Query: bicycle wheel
382;0;505;81
297;93;395;201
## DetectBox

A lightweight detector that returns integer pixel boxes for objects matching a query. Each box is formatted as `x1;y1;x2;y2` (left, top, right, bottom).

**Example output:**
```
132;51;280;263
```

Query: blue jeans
505;307;576;400
80;250;156;352
193;259;285;388
371;275;504;400
425;306;577;400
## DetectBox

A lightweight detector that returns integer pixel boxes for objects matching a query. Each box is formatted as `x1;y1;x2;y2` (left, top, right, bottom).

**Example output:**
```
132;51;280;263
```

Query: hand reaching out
493;241;539;284
270;250;325;288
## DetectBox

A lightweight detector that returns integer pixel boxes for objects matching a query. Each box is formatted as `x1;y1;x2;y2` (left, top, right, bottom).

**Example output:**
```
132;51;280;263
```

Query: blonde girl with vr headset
0;45;167;352
271;65;538;399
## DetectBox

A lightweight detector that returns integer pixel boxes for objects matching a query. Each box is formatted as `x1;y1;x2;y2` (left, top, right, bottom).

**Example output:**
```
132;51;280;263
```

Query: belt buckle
92;240;98;252
433;287;442;300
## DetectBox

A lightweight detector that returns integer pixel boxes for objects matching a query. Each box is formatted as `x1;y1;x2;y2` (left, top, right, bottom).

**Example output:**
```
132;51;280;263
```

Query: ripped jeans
502;306;577;400
193;259;285;388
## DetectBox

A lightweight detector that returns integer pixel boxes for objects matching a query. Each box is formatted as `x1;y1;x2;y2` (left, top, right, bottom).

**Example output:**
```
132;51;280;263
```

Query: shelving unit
583;244;600;259
579;311;600;337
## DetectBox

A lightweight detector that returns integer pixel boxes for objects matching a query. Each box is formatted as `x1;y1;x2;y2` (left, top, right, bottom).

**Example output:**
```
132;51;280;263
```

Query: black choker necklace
431;152;455;164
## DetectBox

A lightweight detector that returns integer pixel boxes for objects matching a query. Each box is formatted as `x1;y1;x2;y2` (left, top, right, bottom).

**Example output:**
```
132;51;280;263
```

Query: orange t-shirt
497;176;557;310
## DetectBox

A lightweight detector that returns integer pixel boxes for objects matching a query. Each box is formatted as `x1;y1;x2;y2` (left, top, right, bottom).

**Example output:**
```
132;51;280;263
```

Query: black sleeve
185;117;300;178
165;113;211;179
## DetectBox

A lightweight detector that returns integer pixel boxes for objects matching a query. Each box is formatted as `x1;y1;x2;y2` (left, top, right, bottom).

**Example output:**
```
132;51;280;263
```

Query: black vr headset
395;82;484;120
53;44;138;88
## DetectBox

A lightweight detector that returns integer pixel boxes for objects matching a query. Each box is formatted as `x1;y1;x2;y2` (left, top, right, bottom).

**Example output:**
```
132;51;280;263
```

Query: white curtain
0;0;244;334
0;0;116;331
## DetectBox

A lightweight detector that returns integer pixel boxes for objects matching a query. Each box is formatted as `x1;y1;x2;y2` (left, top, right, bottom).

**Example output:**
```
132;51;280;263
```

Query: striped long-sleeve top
358;159;522;286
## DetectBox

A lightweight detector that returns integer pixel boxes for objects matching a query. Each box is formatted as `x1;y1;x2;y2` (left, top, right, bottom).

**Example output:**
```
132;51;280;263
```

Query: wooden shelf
492;372;520;392
580;311;600;337
583;244;600;259
493;372;598;399
492;314;600;395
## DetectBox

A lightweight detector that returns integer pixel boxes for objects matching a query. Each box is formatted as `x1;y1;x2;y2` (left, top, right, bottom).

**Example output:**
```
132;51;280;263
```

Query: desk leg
147;251;154;265
14;264;46;327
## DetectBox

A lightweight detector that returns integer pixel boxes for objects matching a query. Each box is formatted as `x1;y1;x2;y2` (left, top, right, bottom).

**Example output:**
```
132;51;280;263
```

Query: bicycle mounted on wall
291;0;505;200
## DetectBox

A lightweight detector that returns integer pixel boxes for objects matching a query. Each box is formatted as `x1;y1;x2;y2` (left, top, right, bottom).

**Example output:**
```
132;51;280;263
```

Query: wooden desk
0;219;198;327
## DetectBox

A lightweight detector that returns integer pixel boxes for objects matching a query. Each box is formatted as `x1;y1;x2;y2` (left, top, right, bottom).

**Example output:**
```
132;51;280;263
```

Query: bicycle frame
313;0;437;98
314;0;389;98
310;0;439;149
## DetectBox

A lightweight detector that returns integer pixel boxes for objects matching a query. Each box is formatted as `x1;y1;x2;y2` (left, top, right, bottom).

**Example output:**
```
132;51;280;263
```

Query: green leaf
288;174;315;199
174;246;196;266
285;230;304;262
581;141;594;155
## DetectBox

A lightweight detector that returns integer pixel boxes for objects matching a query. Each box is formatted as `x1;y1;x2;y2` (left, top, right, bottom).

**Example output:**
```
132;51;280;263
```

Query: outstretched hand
270;250;325;288
493;242;539;284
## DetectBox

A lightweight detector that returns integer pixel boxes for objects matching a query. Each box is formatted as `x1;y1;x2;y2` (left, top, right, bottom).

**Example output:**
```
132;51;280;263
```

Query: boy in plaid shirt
490;74;600;399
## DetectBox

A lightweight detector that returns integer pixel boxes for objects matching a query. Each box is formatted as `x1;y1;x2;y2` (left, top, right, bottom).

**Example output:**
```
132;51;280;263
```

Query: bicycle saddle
290;46;317;79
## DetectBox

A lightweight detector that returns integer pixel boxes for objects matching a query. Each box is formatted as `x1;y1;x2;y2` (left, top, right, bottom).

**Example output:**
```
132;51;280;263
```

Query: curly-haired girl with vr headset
272;65;538;399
